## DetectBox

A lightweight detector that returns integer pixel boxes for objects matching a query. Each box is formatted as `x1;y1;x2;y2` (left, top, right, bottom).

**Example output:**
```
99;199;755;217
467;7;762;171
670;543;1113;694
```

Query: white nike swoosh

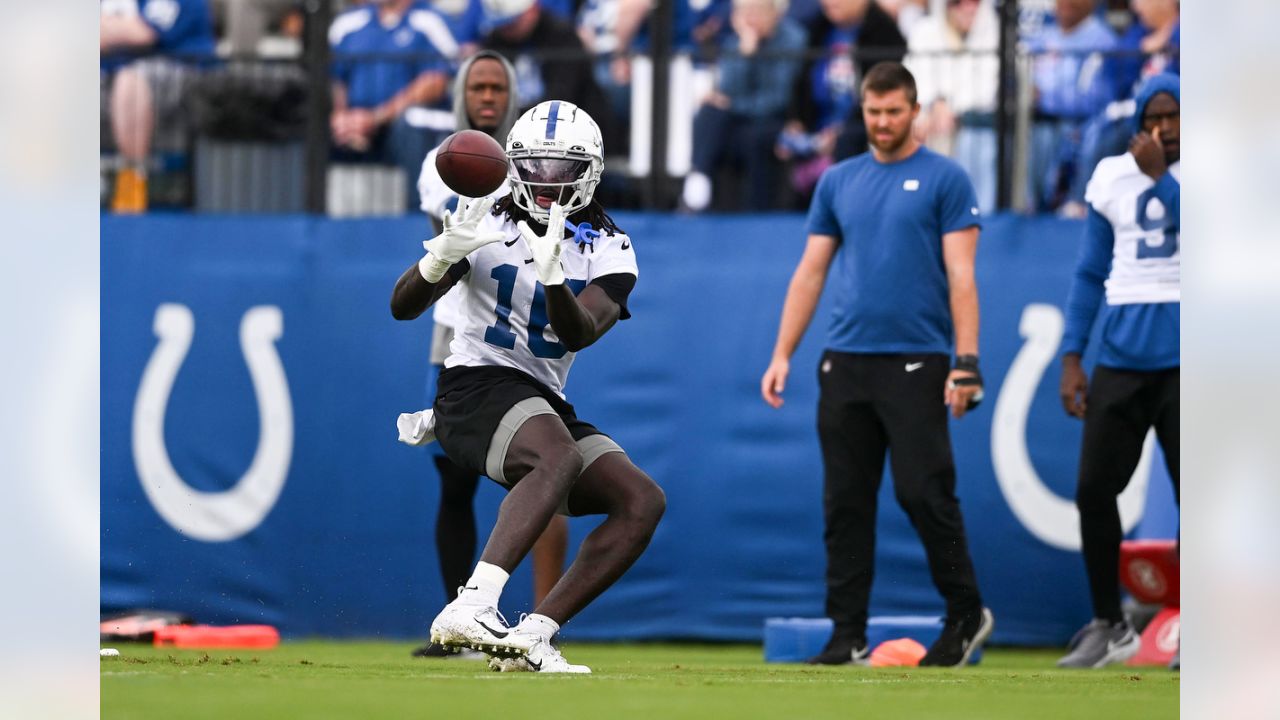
905;362;925;372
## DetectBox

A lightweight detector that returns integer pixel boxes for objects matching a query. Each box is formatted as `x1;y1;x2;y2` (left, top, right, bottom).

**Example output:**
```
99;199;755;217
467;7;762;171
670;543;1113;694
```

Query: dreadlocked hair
492;195;625;238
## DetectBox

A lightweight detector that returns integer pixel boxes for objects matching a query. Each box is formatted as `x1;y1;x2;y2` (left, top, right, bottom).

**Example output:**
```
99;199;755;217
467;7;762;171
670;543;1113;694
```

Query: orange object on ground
869;638;927;667
111;167;148;214
153;624;280;649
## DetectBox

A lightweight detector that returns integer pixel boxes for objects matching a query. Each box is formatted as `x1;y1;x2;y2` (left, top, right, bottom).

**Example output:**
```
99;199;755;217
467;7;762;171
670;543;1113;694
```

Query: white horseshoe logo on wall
131;304;294;542
991;303;1153;551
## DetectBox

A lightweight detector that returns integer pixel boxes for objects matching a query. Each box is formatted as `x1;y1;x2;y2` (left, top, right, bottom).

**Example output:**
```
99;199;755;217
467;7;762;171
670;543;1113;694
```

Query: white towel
396;409;437;446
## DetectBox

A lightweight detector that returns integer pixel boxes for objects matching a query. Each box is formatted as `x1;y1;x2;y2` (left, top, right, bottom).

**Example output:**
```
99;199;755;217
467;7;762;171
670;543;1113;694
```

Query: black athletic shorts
433;365;607;482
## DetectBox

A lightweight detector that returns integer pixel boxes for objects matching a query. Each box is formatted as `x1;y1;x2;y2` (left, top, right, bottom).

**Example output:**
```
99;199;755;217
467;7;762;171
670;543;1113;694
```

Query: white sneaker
428;602;536;658
488;637;591;674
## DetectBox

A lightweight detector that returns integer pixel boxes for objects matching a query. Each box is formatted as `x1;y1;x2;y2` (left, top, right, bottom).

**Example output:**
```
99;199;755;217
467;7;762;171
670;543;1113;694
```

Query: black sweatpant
1076;365;1180;622
817;351;984;638
433;453;480;605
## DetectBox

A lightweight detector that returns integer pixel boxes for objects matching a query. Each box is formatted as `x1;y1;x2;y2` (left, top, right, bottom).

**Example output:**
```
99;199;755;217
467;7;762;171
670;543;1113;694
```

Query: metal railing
99;1;1176;217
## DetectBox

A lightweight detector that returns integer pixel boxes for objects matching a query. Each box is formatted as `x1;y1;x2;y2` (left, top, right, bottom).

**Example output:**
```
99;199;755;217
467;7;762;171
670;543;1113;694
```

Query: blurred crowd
100;0;1179;215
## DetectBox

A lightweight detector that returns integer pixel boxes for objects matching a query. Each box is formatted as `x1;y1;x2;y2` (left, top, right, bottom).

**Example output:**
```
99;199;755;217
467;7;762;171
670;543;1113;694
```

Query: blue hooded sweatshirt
1062;73;1180;371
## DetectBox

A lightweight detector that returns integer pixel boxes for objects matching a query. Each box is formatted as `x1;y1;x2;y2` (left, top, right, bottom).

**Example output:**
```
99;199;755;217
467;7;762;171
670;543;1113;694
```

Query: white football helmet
504;100;604;223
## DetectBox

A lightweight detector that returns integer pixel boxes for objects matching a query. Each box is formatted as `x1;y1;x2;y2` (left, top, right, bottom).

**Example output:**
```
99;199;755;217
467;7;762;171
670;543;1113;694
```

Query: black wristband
951;355;984;411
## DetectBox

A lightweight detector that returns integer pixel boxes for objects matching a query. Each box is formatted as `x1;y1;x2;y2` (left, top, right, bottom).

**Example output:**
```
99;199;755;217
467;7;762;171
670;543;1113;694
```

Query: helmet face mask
505;101;603;223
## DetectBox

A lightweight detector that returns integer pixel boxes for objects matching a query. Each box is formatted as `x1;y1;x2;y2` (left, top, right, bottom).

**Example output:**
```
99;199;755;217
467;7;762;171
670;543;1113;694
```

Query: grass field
101;642;1178;719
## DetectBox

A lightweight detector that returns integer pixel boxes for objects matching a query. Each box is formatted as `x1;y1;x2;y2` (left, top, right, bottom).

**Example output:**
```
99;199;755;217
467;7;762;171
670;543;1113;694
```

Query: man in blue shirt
100;0;216;212
1057;73;1180;669
329;0;458;208
762;62;992;668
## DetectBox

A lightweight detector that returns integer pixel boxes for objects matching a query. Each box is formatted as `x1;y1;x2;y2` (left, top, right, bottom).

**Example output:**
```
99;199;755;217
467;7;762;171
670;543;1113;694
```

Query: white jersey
444;212;638;397
418;146;512;329
1085;153;1181;305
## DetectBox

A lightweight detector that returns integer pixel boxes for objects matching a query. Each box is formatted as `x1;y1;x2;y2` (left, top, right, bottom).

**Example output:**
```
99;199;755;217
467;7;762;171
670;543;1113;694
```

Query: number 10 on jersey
484;263;588;359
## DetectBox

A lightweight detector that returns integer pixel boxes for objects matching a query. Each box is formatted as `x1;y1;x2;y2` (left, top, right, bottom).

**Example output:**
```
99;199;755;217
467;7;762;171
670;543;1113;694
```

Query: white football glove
419;196;505;282
517;202;566;286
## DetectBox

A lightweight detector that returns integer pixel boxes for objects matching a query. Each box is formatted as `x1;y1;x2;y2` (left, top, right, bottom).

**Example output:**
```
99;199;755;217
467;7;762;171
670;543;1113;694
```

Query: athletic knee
617;480;665;535
634;483;666;528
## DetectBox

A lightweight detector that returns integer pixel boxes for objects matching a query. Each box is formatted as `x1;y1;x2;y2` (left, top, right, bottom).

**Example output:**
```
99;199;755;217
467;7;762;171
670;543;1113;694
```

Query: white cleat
487;636;591;674
428;602;536;658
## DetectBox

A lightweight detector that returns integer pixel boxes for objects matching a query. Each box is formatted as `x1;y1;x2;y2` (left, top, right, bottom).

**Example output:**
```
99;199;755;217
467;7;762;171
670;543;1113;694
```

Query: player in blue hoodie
1057;73;1179;669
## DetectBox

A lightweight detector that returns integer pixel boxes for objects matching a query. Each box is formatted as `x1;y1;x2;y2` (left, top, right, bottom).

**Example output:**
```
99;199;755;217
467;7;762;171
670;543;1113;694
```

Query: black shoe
806;632;870;666
920;607;995;667
411;642;452;658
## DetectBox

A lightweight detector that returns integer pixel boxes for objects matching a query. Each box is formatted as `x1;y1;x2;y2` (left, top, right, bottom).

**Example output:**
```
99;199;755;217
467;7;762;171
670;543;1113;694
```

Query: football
435;129;509;198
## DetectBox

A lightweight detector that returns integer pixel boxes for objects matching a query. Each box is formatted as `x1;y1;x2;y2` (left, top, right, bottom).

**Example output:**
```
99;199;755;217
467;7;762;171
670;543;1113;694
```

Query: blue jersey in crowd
1104;19;1180;102
1027;15;1116;119
329;2;458;110
100;0;215;72
806;147;982;355
809;26;859;130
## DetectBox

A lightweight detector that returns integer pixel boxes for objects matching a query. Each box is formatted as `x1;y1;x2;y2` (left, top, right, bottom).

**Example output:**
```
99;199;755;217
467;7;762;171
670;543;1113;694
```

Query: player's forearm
949;274;979;357
390;261;449;321
771;267;824;361
942;228;980;357
545;284;612;352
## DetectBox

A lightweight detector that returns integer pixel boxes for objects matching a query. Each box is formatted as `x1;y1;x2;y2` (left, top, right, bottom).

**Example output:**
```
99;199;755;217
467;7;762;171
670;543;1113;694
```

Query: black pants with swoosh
816;351;985;639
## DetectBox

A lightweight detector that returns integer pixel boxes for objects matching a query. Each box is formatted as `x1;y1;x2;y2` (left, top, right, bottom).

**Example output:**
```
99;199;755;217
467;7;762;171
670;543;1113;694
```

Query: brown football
435;129;509;198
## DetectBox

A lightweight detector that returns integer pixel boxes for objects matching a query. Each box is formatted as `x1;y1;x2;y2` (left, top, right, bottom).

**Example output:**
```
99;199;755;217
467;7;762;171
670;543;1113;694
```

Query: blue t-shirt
100;0;216;72
805;146;982;354
330;2;456;109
